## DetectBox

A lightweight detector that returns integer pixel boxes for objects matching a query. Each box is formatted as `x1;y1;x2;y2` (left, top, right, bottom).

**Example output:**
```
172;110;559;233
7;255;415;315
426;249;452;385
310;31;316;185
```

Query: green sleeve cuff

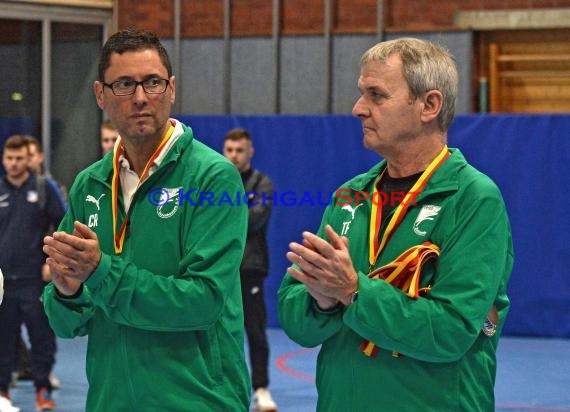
48;282;91;306
311;299;344;315
54;284;84;300
342;271;367;313
85;253;112;290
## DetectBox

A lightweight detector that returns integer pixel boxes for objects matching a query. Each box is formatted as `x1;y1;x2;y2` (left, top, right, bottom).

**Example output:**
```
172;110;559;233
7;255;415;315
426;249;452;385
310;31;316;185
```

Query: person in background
100;119;118;156
42;29;250;411
10;136;64;392
278;37;514;411
0;135;66;411
25;136;67;203
223;128;277;412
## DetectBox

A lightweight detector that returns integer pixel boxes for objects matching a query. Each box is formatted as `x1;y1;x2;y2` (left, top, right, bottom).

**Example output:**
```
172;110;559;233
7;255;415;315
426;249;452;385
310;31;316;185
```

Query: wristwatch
482;317;497;337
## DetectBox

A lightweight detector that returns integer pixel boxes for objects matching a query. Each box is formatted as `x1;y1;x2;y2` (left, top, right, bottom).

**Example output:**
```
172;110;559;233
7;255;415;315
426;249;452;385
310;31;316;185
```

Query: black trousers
0;283;55;392
14;282;58;377
241;272;269;390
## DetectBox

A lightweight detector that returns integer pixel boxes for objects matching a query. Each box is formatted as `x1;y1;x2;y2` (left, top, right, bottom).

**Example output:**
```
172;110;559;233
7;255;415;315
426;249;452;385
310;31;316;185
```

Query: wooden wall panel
482;29;570;113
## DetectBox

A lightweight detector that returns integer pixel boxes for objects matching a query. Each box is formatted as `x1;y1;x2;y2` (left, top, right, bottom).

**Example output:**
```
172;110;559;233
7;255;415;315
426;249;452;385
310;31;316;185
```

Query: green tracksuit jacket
278;149;514;412
43;123;250;411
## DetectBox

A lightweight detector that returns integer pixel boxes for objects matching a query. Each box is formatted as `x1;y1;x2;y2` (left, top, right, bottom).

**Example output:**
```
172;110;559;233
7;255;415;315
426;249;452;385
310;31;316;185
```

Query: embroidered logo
86;194;105;211
413;205;441;236
27;190;39;203
157;187;181;219
342;204;363;220
340;203;363;235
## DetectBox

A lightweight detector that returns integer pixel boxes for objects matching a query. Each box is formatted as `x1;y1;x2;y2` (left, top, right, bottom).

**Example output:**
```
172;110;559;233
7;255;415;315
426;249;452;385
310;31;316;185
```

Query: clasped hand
286;225;358;309
43;221;102;297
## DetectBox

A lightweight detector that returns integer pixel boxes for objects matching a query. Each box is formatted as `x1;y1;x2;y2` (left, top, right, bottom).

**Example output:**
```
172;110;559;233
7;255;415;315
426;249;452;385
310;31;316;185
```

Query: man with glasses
42;29;250;411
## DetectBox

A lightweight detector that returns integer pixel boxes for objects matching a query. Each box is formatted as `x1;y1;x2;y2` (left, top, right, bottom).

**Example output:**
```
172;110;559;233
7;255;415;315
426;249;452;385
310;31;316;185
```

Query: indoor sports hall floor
8;329;570;411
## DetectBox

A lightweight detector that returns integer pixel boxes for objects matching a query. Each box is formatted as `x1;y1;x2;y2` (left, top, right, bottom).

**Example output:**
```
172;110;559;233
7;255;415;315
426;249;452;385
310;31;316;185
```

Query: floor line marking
275;347;317;382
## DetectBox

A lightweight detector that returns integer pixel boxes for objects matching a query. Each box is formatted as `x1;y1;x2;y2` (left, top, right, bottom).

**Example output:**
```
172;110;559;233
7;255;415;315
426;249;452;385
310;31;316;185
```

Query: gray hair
361;37;458;132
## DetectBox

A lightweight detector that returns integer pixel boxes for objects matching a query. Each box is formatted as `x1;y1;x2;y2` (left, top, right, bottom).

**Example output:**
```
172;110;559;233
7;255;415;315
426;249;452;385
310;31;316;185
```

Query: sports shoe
49;372;61;390
35;387;55;411
251;387;277;412
0;392;20;412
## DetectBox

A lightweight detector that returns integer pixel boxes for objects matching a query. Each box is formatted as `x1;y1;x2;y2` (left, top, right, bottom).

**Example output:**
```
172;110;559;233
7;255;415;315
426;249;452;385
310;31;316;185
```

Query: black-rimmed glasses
102;78;170;96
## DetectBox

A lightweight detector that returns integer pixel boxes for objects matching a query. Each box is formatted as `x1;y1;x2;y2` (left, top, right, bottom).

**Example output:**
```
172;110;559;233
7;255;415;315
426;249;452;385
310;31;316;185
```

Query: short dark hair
224;128;252;143
4;134;33;152
24;135;42;153
101;119;116;132
98;28;172;81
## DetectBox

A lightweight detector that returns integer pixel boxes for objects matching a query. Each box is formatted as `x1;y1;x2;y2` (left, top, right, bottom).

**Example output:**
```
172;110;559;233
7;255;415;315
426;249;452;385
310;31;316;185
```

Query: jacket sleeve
278;205;345;347
45;177;67;227
78;161;248;332
247;172;273;233
43;284;95;338
342;178;514;362
43;182;95;338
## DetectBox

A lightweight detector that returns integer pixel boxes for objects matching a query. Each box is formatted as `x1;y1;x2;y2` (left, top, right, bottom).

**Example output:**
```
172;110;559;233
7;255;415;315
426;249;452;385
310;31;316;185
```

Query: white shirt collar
117;118;184;174
117;118;184;210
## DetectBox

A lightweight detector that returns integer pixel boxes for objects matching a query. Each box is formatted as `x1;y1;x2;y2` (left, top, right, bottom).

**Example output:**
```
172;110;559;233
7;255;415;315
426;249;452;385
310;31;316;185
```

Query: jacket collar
343;148;467;199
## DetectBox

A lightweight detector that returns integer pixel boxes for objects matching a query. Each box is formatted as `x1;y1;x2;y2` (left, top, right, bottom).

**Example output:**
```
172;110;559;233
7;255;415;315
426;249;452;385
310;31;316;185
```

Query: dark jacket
241;169;273;276
0;174;65;286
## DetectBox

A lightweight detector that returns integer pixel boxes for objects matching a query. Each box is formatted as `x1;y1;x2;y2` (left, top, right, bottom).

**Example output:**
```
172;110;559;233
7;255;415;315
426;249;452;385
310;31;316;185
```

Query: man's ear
420;90;443;123
169;76;176;105
94;81;105;110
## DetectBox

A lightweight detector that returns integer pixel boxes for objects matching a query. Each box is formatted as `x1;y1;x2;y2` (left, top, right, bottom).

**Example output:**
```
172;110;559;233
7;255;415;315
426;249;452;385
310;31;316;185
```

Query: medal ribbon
111;123;175;254
368;145;450;270
362;145;450;357
360;242;440;357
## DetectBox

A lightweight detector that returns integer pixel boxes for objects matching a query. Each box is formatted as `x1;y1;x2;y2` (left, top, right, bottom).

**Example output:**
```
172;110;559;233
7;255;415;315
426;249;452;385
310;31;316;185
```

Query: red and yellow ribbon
360;242;440;357
368;145;450;269
111;123;175;254
362;145;450;357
